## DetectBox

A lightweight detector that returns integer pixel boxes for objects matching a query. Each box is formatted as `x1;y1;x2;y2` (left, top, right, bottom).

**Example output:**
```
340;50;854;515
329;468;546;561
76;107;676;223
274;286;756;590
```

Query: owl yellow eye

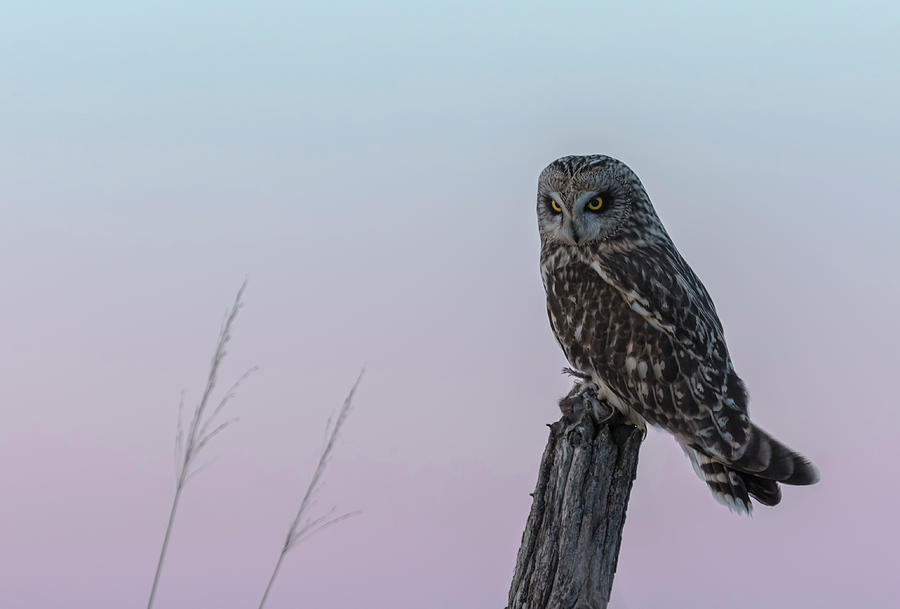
550;199;562;213
587;196;603;211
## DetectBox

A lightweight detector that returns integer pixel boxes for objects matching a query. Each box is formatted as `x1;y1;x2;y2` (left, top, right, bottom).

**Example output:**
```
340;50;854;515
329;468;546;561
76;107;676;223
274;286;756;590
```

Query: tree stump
507;383;643;609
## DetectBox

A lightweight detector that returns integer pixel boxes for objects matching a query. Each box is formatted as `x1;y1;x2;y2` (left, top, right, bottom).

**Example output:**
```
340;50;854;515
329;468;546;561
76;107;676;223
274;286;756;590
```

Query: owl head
536;155;657;247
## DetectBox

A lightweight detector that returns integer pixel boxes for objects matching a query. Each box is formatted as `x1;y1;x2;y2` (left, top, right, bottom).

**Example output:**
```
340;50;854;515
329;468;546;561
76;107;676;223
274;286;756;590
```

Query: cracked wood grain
508;384;643;609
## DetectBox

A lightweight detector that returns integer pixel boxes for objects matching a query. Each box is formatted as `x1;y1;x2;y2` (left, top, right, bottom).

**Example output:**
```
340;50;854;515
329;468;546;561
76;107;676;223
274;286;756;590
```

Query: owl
538;154;819;514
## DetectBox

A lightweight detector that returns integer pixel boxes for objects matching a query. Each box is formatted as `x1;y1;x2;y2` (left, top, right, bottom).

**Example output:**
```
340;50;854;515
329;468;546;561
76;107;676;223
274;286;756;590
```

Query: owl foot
559;380;616;425
561;366;592;380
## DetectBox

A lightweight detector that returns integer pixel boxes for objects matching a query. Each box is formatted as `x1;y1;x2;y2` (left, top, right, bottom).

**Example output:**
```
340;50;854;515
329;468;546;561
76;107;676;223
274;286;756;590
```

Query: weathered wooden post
508;383;643;609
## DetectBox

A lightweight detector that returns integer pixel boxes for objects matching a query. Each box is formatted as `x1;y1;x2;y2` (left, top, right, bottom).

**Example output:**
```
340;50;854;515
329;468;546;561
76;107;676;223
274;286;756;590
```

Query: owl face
536;155;640;247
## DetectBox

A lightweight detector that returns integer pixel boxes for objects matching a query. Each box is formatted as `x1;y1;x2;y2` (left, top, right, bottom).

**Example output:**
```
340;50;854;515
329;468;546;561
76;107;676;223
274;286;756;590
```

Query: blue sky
2;2;898;608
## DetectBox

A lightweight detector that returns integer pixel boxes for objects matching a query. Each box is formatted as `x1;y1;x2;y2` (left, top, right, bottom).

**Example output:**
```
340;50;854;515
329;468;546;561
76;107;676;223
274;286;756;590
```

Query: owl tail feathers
683;427;818;515
731;424;820;487
683;447;755;515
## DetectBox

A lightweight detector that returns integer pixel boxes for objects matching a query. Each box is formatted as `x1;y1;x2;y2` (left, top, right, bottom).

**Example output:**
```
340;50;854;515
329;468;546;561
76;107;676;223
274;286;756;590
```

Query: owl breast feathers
537;154;818;514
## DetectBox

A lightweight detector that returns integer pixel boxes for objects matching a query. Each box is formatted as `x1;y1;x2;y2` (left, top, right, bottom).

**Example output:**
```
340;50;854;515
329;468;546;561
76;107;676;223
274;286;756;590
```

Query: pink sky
2;2;899;607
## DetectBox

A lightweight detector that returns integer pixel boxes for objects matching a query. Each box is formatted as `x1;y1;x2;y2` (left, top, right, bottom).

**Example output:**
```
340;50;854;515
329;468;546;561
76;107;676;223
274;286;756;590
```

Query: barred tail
683;446;755;514
730;424;820;486
682;425;819;515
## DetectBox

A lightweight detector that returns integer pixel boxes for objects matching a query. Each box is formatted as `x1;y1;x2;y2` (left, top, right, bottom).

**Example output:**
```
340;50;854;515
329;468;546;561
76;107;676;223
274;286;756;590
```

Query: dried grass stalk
146;281;257;609
257;370;364;609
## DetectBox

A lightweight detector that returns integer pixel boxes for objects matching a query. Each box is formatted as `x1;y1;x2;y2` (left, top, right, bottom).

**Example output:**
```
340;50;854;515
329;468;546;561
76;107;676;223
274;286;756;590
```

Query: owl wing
591;246;727;365
548;245;753;462
597;245;819;486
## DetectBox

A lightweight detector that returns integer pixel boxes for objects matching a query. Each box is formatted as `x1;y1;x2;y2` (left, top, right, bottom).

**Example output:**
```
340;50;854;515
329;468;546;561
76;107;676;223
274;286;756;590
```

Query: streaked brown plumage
537;154;818;513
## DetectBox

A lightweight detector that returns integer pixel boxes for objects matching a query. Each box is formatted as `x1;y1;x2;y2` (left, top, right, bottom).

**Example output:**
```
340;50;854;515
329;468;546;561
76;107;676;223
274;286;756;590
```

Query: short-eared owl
538;154;818;513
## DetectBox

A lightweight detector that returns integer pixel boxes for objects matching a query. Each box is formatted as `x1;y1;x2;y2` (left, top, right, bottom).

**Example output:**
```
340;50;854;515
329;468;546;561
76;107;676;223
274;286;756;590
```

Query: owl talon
590;399;617;427
562;367;591;380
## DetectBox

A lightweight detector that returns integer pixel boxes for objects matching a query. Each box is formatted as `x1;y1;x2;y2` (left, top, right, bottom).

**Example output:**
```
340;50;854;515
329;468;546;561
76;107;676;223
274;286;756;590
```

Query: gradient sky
2;1;899;608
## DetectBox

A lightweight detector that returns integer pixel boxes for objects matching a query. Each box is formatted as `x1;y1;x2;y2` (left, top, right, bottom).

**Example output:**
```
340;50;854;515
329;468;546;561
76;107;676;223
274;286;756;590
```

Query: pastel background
2;1;898;608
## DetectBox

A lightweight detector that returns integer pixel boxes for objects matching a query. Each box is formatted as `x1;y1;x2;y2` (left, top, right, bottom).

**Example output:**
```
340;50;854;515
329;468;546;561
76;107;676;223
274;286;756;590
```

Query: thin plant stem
146;281;255;609
257;369;364;609
147;480;184;609
257;547;287;609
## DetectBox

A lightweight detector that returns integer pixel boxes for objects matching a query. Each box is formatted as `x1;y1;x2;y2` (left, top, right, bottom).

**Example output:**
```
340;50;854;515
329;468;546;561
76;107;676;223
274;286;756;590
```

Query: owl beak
570;225;582;245
559;217;581;246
